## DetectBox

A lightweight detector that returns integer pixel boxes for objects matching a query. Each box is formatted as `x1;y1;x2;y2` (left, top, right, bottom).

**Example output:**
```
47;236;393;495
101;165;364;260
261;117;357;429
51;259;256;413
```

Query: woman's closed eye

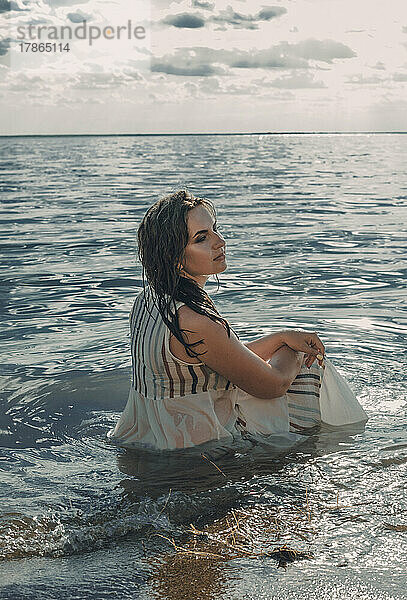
196;224;220;243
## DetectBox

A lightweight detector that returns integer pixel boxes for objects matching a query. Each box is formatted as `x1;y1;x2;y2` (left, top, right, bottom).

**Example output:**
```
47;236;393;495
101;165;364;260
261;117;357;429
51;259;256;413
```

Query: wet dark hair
137;189;232;360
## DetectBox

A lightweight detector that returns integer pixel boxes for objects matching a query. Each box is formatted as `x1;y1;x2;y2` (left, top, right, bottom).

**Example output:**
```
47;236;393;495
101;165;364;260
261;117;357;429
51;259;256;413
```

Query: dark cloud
67;11;91;24
151;46;306;77
43;0;89;6
210;6;258;29
151;39;355;78
257;7;287;21
0;38;11;56
0;0;10;13
151;62;219;76
293;39;356;63
151;47;234;77
11;0;29;9
163;13;205;28
230;47;308;69
192;0;214;9
162;5;286;31
1;0;29;12
210;5;286;29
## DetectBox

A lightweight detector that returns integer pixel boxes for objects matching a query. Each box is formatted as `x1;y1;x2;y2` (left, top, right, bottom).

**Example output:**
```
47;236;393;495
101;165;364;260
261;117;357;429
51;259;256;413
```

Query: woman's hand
280;330;325;368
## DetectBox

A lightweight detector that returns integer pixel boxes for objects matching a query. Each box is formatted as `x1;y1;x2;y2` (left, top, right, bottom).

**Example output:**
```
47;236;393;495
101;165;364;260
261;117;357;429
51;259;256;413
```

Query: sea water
0;133;406;599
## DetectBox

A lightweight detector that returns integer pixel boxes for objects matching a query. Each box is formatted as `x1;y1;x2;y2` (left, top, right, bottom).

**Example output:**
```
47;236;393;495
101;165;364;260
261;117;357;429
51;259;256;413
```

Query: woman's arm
177;307;304;400
243;332;285;361
243;330;325;367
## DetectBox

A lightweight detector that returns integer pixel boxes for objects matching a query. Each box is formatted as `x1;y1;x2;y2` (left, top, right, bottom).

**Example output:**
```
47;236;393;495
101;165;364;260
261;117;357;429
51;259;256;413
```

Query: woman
108;190;366;451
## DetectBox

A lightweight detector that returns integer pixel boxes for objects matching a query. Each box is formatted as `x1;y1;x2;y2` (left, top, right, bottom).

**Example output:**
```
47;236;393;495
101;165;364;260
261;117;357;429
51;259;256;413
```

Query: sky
0;0;407;134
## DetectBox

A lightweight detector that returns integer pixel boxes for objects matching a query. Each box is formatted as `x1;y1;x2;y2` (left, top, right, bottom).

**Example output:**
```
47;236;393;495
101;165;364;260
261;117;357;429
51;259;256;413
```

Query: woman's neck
181;273;208;289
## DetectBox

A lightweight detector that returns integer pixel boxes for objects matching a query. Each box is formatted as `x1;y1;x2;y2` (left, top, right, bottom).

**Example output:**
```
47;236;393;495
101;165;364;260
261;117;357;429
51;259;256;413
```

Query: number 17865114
19;42;71;52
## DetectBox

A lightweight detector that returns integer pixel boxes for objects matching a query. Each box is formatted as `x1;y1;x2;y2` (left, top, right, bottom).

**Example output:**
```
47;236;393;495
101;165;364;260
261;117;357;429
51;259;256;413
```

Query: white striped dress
129;288;235;401
107;287;325;450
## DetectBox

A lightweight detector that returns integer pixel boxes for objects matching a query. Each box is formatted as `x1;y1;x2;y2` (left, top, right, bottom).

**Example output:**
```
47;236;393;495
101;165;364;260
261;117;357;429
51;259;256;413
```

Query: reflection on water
0;133;406;599
115;424;367;500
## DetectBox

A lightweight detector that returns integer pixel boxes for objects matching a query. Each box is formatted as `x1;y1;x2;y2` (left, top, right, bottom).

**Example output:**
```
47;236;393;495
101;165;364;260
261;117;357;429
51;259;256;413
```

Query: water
0;133;406;599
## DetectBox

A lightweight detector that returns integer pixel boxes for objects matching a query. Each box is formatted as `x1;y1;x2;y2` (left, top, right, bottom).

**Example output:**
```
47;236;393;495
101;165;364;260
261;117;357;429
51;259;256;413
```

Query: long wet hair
137;189;233;360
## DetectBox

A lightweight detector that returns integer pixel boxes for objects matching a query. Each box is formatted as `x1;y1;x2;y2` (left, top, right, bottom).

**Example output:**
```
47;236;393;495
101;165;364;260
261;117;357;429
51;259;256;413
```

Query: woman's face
180;205;227;287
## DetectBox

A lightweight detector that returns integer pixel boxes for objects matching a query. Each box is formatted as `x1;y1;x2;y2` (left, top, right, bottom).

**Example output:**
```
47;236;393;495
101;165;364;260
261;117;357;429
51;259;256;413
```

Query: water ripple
0;134;406;598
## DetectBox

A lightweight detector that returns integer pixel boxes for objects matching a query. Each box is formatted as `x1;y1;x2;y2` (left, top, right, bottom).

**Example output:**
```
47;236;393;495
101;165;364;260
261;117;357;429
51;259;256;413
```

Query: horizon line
1;130;406;138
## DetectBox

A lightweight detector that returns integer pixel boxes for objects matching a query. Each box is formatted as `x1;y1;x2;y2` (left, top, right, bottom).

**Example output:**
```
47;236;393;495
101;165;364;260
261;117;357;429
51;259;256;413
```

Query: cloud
151;47;220;77
43;0;90;6
4;61;145;95
151;62;221;76
0;37;11;55
67;10;91;24
163;13;205;29
210;6;259;29
1;0;29;12
196;76;220;93
210;5;286;30
150;39;354;78
192;0;214;9
372;61;386;71
271;72;326;88
229;46;308;69
180;76;300;99
151;46;308;78
161;5;287;31
71;71;138;89
346;74;386;84
7;71;49;91
180;76;273;99
257;7;287;21
393;72;407;82
293;39;356;63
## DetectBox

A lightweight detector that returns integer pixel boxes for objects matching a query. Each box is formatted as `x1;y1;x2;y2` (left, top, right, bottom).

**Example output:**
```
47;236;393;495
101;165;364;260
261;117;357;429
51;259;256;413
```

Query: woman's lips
213;252;226;261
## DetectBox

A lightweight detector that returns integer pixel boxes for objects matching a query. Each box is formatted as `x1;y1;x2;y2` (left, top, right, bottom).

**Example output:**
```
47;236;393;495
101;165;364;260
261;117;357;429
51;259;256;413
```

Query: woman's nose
214;232;225;247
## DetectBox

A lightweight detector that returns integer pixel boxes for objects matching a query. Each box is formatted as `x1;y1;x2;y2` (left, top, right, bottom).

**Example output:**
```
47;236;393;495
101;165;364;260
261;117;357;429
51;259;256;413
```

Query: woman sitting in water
108;190;366;451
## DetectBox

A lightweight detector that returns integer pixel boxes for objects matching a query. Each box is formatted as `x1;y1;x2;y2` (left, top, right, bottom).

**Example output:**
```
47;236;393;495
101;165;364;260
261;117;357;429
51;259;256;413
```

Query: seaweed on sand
149;501;314;600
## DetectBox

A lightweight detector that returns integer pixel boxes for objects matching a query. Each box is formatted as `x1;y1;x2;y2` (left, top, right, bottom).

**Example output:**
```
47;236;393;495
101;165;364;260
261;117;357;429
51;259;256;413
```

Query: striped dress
233;362;322;438
107;287;241;450
107;287;325;450
129;287;235;401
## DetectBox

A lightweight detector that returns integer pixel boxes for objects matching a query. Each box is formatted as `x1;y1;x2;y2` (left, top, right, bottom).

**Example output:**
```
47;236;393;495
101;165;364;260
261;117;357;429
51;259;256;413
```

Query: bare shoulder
177;304;206;327
176;304;288;399
177;304;225;332
177;305;235;346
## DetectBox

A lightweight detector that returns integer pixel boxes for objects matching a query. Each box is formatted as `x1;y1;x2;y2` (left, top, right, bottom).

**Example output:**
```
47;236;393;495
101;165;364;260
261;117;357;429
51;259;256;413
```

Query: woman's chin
214;259;227;272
